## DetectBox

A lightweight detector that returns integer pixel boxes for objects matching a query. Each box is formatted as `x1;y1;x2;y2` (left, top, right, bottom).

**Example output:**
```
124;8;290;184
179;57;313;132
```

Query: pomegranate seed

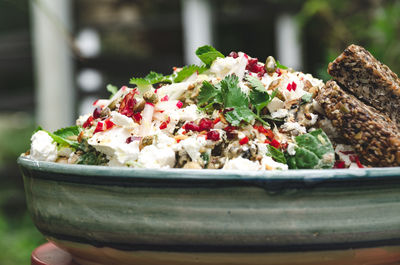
93;122;104;134
334;161;346;169
270;139;280;149
213;117;221;124
119;91;137;117
224;125;237;139
161;95;169;102
276;68;282;77
83;116;94;128
254;125;274;140
239;136;249;145
93;107;102;119
176;101;183;108
104;118;115;130
159;117;171;130
198;118;214;131
206;130;220;141
184;122;200;132
264;139;271;144
92;99;99;106
133;113;142;122
228;51;239;58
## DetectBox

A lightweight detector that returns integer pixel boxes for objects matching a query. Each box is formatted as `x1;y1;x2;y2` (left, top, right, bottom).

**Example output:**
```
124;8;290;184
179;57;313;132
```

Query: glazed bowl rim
17;156;400;182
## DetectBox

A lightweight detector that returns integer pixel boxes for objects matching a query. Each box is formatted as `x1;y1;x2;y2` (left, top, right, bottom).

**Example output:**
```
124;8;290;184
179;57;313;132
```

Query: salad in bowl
25;45;400;170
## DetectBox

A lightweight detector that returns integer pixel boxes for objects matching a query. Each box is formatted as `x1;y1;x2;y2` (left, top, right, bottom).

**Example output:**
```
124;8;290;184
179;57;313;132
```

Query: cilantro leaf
276;60;289;70
106;84;118;98
198;81;222;106
174;65;207;83
224;107;256;126
220;75;248;108
129;71;172;86
249;90;270;116
195;45;225;67
245;75;265;92
267;145;287;164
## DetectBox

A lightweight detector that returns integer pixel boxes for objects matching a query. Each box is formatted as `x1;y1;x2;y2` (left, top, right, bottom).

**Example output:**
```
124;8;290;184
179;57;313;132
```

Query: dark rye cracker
316;80;400;167
328;44;400;126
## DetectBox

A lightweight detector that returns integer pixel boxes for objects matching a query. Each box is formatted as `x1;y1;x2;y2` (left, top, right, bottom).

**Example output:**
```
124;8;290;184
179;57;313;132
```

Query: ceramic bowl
18;156;400;265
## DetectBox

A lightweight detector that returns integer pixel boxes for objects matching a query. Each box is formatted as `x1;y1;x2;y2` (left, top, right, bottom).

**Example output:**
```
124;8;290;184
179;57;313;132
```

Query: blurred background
0;0;399;263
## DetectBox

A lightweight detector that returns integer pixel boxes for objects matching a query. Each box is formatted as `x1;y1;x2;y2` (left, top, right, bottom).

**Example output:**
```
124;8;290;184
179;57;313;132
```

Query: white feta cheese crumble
287;143;297;156
271;109;289;119
110;111;136;128
223;157;261;170
267;97;285;114
261;156;288;170
281;122;307;135
88;127;140;166
29;131;58;162
138;145;175;168
179;136;207;162
210;53;247;80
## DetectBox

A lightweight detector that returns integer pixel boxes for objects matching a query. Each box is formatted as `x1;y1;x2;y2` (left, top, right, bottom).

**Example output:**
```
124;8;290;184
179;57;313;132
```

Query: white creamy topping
223;157;261;171
88;127;139;165
138;145;175;168
29;131;58;162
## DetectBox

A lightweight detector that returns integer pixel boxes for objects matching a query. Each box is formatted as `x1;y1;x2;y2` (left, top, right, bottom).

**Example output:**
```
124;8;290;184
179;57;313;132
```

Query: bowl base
49;238;400;265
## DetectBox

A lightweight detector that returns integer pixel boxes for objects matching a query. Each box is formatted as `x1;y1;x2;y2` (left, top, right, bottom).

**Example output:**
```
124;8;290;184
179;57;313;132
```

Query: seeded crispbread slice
328;44;400;127
316;80;400;167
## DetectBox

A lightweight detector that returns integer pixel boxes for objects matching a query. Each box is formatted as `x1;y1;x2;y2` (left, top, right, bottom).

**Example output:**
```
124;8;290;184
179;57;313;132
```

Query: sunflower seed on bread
328;44;400;127
316;80;400;167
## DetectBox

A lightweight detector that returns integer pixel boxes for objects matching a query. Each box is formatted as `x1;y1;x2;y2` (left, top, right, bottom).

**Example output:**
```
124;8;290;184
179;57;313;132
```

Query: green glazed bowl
18;156;400;265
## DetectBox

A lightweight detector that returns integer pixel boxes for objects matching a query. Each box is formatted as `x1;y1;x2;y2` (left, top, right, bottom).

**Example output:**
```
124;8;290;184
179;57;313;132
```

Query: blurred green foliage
297;0;400;80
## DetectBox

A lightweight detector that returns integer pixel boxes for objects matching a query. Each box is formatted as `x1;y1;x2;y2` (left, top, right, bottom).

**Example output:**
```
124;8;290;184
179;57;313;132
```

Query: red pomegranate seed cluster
223;126;237;139
334;161;346;169
83;116;94;128
253;125;281;148
206;130;220;141
93;107;102;119
246;58;266;77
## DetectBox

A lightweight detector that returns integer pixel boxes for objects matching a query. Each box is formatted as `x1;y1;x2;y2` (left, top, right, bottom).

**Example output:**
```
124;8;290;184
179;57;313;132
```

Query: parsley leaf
106;84;118;98
276;60;289;70
195;45;225;67
129;71;172;86
267;145;287;164
174;65;207;83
